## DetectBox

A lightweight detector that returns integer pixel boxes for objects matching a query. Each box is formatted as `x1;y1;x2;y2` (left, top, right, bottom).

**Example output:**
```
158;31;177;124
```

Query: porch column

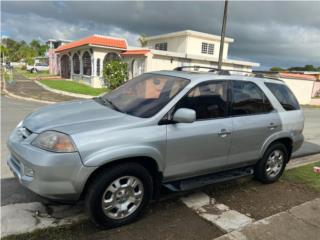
79;51;83;77
91;55;95;77
70;53;74;78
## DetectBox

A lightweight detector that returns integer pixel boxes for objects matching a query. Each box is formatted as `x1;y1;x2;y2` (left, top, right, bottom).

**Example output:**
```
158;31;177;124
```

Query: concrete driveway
1;95;320;205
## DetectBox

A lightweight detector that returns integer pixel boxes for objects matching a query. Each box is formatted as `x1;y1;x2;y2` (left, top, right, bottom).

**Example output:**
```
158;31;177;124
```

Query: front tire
85;163;153;228
254;143;288;184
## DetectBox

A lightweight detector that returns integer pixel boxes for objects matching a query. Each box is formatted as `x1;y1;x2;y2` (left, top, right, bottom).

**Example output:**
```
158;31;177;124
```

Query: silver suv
7;68;304;228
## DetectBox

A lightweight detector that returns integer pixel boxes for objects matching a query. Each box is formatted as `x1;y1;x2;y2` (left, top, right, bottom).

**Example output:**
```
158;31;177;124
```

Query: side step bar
163;167;254;191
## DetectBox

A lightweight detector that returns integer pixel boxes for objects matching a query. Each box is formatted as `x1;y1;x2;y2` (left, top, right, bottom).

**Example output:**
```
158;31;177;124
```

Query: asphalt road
1;95;320;205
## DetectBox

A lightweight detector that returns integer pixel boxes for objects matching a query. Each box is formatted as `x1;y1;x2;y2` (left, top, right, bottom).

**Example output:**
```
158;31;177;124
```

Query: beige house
54;30;259;88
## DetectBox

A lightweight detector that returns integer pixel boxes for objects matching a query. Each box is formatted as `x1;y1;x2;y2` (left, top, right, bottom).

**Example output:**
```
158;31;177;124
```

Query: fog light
24;166;34;177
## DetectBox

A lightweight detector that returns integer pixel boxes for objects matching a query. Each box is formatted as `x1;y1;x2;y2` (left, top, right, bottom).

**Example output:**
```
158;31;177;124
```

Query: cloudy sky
2;1;320;69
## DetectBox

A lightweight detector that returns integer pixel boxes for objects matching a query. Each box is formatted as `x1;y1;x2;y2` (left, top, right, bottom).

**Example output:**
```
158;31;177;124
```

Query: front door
60;55;70;79
164;81;232;180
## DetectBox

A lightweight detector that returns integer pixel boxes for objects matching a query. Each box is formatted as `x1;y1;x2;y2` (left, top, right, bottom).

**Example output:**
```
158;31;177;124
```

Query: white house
54;30;259;88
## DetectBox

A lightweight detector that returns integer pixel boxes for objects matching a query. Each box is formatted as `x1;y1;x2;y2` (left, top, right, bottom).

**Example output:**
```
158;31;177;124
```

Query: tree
30;40;48;56
288;65;317;71
270;67;285;72
17;45;36;61
138;34;148;47
0;44;8;59
304;65;316;71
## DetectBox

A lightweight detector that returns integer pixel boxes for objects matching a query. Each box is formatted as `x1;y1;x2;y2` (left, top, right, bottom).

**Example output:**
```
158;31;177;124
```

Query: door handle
268;123;278;130
218;129;231;138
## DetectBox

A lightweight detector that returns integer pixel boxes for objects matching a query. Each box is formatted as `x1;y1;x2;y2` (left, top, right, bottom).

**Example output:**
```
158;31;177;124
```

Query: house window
72;53;80;74
96;59;100;76
208;44;214;55
82;51;92;76
201;43;208;54
155;42;167;51
201;42;214;55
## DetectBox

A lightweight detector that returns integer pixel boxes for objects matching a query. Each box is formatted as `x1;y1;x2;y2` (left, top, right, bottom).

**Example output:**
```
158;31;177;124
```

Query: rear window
265;82;300;111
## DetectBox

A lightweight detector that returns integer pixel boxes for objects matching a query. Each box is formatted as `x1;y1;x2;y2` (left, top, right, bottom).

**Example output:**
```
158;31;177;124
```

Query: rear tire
85;163;153;228
254;143;288;184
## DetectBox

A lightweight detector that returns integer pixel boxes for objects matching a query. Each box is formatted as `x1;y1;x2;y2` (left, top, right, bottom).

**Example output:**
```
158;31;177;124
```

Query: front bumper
7;127;96;201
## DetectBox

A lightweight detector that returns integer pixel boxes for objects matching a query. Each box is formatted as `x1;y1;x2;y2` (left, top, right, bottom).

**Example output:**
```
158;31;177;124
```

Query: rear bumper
7;128;96;201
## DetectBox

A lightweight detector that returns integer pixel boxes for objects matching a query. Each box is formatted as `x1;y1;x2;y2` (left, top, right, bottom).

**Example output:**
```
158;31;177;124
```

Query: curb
35;80;92;99
2;79;56;104
287;153;320;170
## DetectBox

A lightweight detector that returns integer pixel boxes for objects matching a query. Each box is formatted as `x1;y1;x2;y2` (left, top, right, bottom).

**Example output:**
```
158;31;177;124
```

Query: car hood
23;99;141;134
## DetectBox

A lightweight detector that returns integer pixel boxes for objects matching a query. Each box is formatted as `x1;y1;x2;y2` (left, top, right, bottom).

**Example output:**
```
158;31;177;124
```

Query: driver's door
164;81;232;180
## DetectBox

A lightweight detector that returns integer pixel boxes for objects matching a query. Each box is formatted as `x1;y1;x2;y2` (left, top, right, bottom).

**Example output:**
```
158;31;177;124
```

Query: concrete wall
310;98;320;105
312;81;320;97
280;78;315;105
146;36;187;53
145;54;251;73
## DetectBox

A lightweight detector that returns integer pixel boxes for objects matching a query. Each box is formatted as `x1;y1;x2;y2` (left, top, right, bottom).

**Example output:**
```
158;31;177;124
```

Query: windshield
101;73;190;118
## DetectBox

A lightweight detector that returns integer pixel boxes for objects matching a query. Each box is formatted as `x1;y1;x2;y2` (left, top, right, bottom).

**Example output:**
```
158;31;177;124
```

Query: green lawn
39;80;108;96
14;68;55;79
283;162;320;191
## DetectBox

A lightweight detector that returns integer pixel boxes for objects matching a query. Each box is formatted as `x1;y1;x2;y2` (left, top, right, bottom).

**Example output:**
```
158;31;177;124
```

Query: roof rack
173;66;283;81
174;66;230;75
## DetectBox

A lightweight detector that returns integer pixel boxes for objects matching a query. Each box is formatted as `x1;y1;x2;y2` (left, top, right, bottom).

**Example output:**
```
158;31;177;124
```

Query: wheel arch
261;136;293;161
81;156;163;200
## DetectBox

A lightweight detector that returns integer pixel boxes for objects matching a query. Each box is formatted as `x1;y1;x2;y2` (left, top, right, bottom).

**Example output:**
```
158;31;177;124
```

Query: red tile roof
280;73;316;81
55;35;127;52
121;50;150;56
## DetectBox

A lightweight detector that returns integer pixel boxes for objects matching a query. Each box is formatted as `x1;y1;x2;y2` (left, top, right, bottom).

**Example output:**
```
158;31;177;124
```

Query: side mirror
172;108;196;123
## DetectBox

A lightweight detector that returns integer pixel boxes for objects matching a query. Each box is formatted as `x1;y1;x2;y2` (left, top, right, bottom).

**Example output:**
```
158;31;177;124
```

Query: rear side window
231;81;273;116
265;82;300;111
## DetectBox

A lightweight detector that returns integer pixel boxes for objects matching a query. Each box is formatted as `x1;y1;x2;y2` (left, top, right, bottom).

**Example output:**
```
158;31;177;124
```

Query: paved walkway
5;73;79;102
216;198;320;240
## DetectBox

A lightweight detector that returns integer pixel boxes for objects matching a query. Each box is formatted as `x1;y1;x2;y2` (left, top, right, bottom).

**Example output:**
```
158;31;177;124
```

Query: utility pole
218;0;229;70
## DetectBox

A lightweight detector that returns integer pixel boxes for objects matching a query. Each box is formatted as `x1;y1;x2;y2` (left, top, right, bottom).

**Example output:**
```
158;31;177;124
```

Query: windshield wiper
97;97;122;112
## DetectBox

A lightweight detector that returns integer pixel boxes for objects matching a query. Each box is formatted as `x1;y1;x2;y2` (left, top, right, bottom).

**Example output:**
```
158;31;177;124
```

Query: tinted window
176;81;228;120
265;82;300;111
232;81;273;116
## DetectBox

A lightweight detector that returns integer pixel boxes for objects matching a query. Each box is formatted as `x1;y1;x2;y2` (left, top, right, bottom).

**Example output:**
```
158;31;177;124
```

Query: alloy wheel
265;149;284;178
101;176;144;219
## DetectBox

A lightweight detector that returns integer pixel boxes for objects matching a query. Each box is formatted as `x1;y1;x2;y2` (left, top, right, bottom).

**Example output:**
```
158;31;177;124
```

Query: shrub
21;65;27;70
26;58;35;65
103;61;128;90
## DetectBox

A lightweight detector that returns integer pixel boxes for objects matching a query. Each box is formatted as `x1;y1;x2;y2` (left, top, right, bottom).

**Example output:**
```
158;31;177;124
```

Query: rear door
228;80;281;167
164;80;232;179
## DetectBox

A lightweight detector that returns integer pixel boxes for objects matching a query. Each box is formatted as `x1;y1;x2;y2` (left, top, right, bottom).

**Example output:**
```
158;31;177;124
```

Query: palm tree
138;34;148;47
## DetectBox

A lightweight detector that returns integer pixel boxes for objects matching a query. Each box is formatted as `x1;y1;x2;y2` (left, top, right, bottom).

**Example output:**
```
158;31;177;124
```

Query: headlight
32;131;76;153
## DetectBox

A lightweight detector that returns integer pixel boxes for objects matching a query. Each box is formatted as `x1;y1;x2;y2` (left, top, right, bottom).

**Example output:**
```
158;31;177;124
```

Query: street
1;95;320;206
